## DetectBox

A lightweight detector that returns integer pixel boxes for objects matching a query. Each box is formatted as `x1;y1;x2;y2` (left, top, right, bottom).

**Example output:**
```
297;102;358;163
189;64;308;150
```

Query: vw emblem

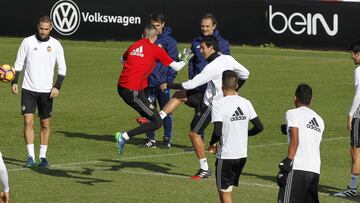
50;0;81;36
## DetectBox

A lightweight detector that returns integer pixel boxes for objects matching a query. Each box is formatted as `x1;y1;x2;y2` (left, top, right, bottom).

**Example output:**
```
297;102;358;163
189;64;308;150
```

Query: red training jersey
118;38;174;91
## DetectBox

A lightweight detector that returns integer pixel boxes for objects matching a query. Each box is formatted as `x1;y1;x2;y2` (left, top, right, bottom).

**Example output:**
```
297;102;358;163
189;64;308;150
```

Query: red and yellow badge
47;46;52;52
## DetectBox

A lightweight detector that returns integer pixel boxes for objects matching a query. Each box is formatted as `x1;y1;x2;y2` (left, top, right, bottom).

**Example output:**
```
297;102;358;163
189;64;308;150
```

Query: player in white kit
334;40;360;197
208;70;263;203
277;84;324;203
12;16;67;167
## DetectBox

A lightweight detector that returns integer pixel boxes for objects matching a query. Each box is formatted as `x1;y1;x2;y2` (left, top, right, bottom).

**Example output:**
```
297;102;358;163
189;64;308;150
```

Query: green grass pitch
0;37;359;202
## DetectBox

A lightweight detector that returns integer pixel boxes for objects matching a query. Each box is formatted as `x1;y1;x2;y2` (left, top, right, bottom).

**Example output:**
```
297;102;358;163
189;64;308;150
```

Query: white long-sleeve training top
182;54;250;106
0;152;9;193
14;35;67;93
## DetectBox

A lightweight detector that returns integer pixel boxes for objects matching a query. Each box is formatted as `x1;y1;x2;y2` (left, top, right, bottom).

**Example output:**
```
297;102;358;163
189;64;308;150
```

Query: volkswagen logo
50;0;81;36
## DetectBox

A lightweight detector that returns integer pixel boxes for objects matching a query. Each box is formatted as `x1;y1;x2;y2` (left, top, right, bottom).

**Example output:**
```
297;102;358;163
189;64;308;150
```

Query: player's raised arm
168;48;193;71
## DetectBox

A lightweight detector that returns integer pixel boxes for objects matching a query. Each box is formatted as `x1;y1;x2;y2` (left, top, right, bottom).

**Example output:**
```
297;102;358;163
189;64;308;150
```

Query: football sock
349;174;359;189
159;111;167;119
26;144;35;159
199;158;209;171
39;145;48;158
122;132;130;140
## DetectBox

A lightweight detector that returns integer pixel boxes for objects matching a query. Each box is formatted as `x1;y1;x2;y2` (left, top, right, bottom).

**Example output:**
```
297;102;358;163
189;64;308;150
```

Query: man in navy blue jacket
140;12;179;149
189;14;230;81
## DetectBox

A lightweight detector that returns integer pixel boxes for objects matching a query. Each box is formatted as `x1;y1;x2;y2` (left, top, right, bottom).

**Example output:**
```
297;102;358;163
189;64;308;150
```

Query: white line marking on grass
8;136;347;172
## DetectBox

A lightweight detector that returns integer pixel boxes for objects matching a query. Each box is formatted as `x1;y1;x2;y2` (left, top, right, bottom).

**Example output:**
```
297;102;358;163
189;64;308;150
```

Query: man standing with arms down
115;25;192;155
277;84;324;203
208;70;263;203
12;16;67;167
158;36;249;179
334;40;360;197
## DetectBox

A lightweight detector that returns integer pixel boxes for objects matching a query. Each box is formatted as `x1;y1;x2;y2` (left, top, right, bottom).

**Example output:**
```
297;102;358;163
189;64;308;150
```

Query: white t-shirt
14;35;67;93
285;106;324;174
212;95;257;159
182;54;249;106
349;66;360;118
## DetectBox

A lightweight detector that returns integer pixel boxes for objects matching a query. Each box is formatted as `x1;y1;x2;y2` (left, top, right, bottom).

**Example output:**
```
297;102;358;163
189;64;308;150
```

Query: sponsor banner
265;1;360;49
0;0;360;50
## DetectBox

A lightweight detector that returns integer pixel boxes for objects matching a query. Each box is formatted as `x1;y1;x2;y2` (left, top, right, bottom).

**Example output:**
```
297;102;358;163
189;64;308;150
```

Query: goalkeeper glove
179;48;194;64
279;157;293;172
276;169;288;187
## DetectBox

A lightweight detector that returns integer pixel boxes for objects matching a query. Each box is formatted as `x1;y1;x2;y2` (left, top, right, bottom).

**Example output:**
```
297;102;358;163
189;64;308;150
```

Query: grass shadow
4;156;112;186
97;158;190;178
31;167;112;186
57;130;191;149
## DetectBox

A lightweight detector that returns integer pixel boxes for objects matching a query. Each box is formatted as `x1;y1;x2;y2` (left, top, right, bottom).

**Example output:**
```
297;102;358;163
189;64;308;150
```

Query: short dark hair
295;84;312;105
143;24;157;38
350;40;360;53
200;35;219;52
38;16;52;25
149;12;165;23
202;13;217;26
222;70;238;90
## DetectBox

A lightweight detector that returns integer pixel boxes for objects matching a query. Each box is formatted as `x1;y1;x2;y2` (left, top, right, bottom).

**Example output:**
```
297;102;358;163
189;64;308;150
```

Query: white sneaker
334;187;358;197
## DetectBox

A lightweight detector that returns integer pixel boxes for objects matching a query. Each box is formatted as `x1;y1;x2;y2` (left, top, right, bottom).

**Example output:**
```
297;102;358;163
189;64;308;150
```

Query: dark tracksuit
147;26;178;143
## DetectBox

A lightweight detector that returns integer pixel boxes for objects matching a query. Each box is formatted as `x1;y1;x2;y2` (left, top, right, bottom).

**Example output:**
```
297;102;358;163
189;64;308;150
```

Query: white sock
26;144;35;159
122;132;130;140
349;174;359;189
159;111;167;119
39;145;48;159
199;158;209;171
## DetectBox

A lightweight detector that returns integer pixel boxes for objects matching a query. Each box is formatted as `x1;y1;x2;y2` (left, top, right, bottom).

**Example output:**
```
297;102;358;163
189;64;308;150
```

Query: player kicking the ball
208;70;263;203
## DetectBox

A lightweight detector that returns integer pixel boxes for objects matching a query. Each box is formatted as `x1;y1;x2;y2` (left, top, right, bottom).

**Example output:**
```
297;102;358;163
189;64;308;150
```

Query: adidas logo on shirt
130;46;144;57
230;107;246;121
306;117;321;132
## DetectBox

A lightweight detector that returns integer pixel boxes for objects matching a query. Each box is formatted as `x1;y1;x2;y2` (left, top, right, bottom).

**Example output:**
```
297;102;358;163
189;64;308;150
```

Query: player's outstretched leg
161;90;187;116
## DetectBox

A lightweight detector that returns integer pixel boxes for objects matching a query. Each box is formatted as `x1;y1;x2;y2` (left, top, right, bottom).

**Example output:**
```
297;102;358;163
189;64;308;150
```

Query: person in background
139;12;179;149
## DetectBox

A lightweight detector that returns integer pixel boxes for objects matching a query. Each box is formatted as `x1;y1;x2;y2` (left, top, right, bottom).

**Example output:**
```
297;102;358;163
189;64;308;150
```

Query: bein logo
50;0;81;36
268;5;338;36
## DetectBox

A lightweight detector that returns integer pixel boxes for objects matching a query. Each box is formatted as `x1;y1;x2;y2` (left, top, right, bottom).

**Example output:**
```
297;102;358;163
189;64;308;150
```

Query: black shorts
351;118;360;147
215;158;247;190
278;170;319;203
185;87;204;108
184;88;212;135
21;88;53;119
118;85;157;119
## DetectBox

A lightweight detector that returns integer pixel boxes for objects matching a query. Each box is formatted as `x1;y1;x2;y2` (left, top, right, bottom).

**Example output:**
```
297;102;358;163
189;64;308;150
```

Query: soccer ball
0;64;15;83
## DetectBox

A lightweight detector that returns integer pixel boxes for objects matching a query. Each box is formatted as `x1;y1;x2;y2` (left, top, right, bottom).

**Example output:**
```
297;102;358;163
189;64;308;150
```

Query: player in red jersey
115;24;193;156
